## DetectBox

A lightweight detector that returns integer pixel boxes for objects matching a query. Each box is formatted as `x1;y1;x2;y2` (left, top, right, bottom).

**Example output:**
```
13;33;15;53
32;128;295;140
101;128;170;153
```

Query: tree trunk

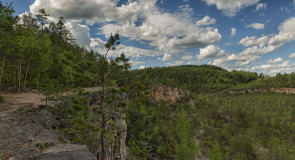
36;69;40;88
100;116;106;160
0;55;6;85
23;60;30;90
100;73;106;160
15;68;18;92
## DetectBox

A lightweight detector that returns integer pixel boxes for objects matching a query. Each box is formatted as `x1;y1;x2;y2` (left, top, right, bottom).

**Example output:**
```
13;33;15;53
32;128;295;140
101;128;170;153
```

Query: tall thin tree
36;8;49;34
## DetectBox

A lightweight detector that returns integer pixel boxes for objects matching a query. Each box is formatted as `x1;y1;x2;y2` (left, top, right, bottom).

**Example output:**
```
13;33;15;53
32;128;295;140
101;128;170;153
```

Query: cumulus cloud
30;0;222;62
231;28;237;37
166;60;185;66
30;0;144;23
256;3;267;11
197;45;225;59
267;57;283;64
139;65;147;69
252;60;294;75
181;55;194;60
202;0;260;16
239;35;269;47
100;4;222;61
130;60;145;67
289;53;295;58
67;22;91;49
196;16;216;26
211;17;295;69
252;64;273;70
90;37;161;58
247;23;265;29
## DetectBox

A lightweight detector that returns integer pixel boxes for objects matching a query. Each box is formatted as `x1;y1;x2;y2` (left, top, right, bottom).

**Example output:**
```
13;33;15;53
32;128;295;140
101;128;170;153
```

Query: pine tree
36;8;49;34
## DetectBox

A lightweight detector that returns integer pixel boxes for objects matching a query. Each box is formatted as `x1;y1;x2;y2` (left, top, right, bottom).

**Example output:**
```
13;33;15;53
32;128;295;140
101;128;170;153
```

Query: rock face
90;92;128;160
0;105;96;160
150;85;190;104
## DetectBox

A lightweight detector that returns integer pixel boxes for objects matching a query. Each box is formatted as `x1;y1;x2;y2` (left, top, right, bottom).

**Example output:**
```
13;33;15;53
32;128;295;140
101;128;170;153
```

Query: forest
1;1;295;160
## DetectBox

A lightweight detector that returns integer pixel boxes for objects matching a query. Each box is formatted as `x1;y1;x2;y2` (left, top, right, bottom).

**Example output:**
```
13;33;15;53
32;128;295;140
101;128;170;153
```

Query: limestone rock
150;85;190;104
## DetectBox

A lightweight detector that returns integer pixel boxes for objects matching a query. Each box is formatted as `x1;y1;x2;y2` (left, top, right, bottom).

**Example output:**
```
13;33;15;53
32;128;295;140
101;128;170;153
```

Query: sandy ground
0;87;102;112
0;91;44;112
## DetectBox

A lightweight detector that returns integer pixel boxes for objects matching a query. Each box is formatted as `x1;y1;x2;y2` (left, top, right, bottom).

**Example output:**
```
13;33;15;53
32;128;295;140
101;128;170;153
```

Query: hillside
127;65;295;94
1;2;295;160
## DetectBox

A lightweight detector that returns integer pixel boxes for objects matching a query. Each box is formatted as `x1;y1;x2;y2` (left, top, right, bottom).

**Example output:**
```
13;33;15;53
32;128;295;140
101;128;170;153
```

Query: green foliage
127;65;259;94
52;91;100;153
127;98;198;159
197;93;295;160
233;72;295;90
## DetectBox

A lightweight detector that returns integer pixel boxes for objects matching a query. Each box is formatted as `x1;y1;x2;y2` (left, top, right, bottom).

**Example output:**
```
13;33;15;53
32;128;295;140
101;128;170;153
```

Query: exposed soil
0;87;101;160
0;87;102;112
0;91;44;112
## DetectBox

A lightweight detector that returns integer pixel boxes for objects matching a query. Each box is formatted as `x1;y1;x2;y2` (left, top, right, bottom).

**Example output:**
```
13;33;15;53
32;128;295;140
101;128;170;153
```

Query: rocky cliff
0;105;96;160
0;91;97;160
149;85;190;104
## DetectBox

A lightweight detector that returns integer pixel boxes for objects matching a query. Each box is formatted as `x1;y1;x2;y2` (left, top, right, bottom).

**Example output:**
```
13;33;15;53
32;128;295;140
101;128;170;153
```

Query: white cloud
197;45;225;59
231;28;237;37
267;57;283;64
30;0;222;62
100;7;222;61
196;16;216;26
239;35;269;47
211;58;227;66
30;0;146;23
139;65;147;69
211;17;295;69
181;55;194;60
247;23;265;29
256;3;267;11
90;37;162;58
289;53;295;58
67;22;91;49
252;60;294;75
166;60;185;66
130;60;145;67
252;64;273;70
202;0;260;16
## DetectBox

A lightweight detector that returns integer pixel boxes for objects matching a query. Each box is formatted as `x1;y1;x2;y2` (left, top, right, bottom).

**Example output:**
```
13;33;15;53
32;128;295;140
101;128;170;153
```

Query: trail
0;87;102;112
0;87;100;159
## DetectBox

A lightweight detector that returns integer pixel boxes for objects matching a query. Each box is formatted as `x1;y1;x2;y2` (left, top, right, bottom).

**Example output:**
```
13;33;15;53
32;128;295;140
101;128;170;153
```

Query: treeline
0;2;103;92
233;72;295;90
127;65;261;94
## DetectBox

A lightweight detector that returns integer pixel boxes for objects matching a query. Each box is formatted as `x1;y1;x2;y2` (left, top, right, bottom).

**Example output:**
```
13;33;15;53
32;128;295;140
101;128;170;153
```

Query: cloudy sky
4;0;295;75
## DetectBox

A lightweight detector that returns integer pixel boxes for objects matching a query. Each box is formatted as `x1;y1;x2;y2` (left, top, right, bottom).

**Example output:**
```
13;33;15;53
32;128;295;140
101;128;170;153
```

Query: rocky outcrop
0;105;96;160
150;85;190;104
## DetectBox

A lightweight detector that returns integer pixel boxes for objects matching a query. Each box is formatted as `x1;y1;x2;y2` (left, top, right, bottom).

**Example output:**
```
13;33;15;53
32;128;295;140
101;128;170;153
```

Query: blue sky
3;0;295;75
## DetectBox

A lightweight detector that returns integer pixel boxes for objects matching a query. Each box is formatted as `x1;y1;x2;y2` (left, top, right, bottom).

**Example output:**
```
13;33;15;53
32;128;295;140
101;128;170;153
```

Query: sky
3;0;295;75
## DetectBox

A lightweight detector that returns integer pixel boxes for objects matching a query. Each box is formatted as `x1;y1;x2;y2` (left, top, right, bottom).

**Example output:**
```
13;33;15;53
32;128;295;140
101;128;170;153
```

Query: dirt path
0;91;44;112
0;87;102;112
0;87;99;159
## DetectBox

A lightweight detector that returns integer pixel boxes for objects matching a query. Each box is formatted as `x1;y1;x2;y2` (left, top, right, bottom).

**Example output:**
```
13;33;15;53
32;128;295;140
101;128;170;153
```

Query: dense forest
1;1;295;160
